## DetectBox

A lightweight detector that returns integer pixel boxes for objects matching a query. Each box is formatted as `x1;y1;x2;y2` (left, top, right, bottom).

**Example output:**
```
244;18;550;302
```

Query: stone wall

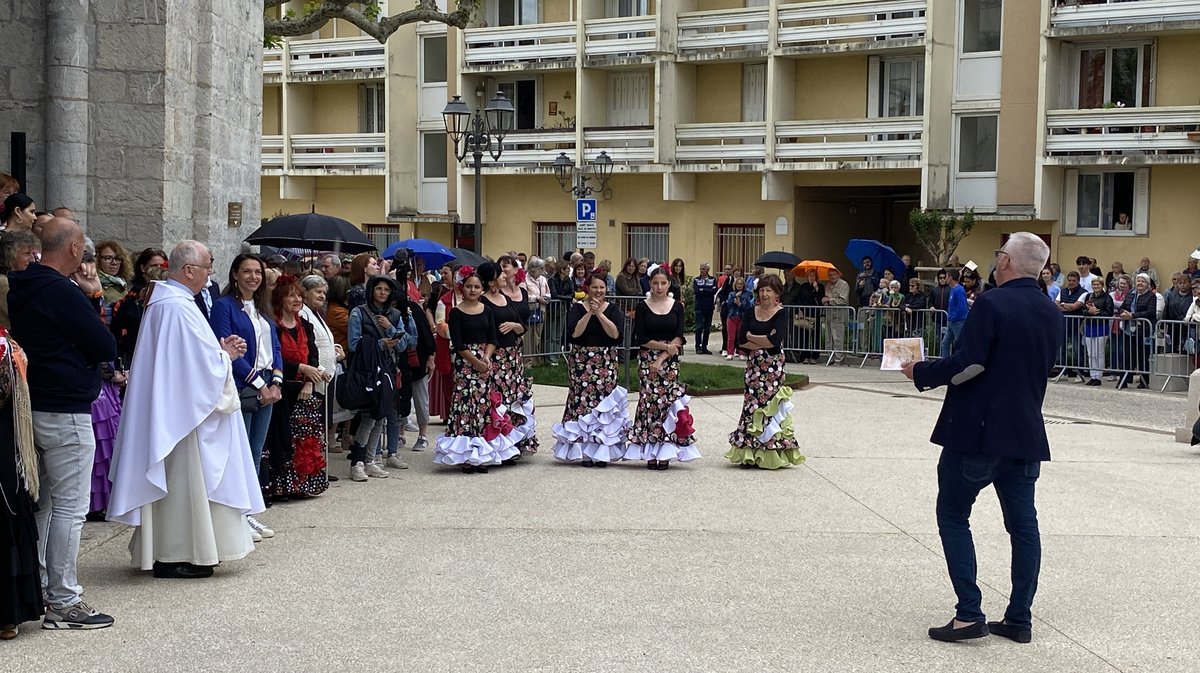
0;0;262;265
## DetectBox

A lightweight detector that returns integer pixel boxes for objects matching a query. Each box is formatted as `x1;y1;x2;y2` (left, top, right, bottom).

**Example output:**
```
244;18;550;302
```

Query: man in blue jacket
939;269;968;356
691;263;718;354
902;232;1063;644
9;217;118;630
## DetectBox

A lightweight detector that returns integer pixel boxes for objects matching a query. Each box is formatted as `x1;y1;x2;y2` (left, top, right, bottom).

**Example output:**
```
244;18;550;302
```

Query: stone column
44;0;90;219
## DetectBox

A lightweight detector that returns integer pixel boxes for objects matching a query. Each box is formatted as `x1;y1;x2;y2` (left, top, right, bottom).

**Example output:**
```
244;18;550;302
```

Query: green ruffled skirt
725;351;804;470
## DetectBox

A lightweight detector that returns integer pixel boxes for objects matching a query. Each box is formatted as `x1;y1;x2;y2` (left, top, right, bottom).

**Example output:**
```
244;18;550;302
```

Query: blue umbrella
382;238;455;268
844;239;906;276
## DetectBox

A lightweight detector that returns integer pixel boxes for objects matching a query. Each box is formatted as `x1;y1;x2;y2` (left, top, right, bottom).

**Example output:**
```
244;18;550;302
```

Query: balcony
462;22;577;71
482;130;577;172
288;133;387;174
675;122;767;167
1044;106;1200;165
775;117;923;168
263;47;283;78
262;135;284;173
584;16;657;61
1049;0;1200;35
778;0;926;54
677;7;769;60
583;126;656;166
286;37;385;79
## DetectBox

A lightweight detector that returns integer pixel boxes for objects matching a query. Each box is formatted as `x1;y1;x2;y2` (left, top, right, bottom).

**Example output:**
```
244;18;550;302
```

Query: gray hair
1003;232;1050;278
527;256;545;269
300;273;328;291
168;240;207;271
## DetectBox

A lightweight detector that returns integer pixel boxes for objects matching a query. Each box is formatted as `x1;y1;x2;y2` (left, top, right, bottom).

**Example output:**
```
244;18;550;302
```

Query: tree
264;0;482;45
908;208;976;268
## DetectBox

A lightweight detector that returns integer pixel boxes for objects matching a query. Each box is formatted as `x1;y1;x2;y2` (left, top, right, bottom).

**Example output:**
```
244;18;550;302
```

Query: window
360;83;385;134
957;115;998;174
625;224;669;264
364;224;402;251
422;132;447;179
492;0;538;26
881;57;924;117
1063;168;1149;235
606;0;649;17
961;0;1002;53
535;223;576;258
716;225;765;274
421;36;447;84
497;79;538;130
1076;44;1152;109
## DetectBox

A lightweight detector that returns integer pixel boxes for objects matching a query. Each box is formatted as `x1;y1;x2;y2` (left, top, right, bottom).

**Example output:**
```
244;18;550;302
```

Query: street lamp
442;92;515;253
553;150;613;199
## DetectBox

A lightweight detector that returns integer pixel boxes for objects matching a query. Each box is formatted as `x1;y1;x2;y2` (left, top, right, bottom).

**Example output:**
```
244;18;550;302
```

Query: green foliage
527;361;806;394
909;208;976;268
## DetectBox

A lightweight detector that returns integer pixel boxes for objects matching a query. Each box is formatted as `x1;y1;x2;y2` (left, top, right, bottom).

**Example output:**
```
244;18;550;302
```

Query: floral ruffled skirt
492;344;538;454
552;345;630;462
626;349;699;462
725;350;804;470
434;345;519;466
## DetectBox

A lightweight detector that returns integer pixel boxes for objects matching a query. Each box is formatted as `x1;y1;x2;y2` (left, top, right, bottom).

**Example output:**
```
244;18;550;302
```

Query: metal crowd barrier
1052;315;1155;386
772;304;856;365
521;295;645;389
1153;319;1199;392
845;307;949;367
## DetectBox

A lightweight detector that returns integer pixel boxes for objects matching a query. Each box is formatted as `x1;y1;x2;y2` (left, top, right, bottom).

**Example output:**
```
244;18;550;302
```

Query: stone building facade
0;0;263;263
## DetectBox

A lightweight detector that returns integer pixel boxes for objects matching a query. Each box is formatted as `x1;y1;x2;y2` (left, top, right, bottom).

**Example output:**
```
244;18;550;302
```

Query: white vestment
107;280;265;569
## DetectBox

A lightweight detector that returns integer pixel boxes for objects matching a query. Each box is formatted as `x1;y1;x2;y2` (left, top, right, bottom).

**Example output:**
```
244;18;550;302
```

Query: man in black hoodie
9;216;118;630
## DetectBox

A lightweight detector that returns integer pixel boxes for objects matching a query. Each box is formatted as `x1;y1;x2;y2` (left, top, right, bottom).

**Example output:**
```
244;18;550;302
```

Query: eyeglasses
185;263;213;272
98;255;118;262
993;249;1009;259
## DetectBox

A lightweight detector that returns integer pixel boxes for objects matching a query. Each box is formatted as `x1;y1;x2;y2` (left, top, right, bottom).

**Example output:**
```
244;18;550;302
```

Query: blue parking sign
575;198;597;222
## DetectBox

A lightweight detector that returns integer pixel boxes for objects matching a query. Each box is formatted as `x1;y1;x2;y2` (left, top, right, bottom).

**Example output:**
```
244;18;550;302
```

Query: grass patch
527;360;808;395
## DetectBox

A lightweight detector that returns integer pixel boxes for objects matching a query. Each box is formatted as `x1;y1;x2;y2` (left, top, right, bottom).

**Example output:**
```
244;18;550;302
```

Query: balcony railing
462;22;577;67
287;37;385;76
676;122;767;164
584;16;657;59
778;0;926;50
1045;106;1200;159
1050;0;1200;30
775;117;923;164
583;126;655;164
262;135;284;169
677;7;769;55
263;48;283;76
289;133;387;171
493;129;577;167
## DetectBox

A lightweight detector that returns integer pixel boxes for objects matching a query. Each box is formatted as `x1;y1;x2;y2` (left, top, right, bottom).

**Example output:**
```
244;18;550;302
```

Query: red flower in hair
674;407;695;439
277;273;298;286
159;261;169;269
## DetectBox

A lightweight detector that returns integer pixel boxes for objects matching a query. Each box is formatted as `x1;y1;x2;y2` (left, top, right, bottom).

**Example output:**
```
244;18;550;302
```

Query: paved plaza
6;359;1198;673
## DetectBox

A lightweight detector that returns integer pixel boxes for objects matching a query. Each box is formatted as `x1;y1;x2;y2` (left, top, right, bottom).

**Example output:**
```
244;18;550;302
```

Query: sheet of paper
881;337;925;371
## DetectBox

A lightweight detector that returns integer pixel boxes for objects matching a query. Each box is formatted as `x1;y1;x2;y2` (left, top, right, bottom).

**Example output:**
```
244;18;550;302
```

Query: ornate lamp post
552;150;613;199
442;92;515;252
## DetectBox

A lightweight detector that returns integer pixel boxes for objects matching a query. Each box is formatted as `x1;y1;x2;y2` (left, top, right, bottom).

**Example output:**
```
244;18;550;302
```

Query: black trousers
695;308;713;351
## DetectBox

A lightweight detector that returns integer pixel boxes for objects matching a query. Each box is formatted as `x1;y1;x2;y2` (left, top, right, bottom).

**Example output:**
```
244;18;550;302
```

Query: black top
796;281;824;307
634;300;684;346
737;308;790;355
449;306;496;353
567;301;624;347
481;293;523;348
507;288;531;324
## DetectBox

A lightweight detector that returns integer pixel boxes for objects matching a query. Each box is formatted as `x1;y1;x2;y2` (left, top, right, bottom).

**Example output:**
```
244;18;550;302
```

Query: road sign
576;231;597;248
575;198;597;222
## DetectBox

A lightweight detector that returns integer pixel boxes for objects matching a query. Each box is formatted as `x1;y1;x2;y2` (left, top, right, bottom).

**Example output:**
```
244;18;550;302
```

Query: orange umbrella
791;260;838;281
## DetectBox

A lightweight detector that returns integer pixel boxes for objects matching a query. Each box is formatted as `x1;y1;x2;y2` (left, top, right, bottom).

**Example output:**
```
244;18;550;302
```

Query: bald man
903;232;1064;644
8;216;118;629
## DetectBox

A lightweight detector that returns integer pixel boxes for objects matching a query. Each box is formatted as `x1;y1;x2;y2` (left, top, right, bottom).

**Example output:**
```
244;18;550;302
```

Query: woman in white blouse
521;257;551;366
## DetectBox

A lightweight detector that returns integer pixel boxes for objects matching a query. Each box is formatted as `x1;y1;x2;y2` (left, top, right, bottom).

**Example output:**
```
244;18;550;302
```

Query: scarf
0;333;36;500
98;270;127;292
278;317;310;373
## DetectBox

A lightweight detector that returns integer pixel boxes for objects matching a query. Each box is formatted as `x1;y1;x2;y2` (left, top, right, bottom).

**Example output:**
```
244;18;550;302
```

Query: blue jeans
32;412;95;609
242;403;273;477
940;320;965;357
936;449;1042;628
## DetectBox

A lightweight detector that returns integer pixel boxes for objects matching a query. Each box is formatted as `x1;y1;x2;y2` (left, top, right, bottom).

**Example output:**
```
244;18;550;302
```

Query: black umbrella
245;210;376;254
449;247;488;267
754;250;802;270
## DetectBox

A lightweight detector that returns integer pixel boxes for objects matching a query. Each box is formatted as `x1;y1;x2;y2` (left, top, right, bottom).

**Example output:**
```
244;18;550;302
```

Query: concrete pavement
5;360;1198;672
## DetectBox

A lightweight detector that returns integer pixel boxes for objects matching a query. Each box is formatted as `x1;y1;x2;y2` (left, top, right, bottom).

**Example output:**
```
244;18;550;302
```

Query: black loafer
594;461;608;468
581;459;594;468
153;562;214;580
987;621;1032;643
928;619;988;642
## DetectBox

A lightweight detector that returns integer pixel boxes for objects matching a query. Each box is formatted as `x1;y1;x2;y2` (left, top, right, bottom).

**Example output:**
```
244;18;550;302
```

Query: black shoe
739;463;754;469
85;511;107;523
501;458;518;466
1116;378;1129;390
647;460;658;470
594;461;608;468
987;621;1032;643
1136;381;1147;389
153;562;214;580
460;465;476;474
1086;378;1101;386
656;461;669;471
327;475;339;482
928;619;988;642
476;465;489;474
581;459;595;468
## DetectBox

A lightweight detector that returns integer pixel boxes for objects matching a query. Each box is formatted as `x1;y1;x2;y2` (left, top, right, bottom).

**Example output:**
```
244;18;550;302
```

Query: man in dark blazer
902;232;1064;644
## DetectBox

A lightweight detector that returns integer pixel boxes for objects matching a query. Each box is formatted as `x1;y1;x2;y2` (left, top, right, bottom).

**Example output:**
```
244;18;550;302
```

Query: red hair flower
159;261;169;269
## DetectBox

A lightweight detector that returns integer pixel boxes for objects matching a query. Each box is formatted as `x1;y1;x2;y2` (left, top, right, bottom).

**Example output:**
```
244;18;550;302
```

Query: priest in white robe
107;240;265;579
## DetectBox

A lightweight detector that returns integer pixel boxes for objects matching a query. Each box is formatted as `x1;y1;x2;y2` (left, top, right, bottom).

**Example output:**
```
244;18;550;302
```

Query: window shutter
1062;169;1078;235
867;56;881;118
1133;168;1150;235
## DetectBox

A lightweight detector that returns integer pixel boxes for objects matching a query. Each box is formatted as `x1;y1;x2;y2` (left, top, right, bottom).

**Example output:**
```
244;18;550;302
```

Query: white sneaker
412;436;429;451
385;455;409;470
720;350;727;356
365;462;390;478
249;527;262;543
247;516;275;539
404;418;419;432
725;354;733;360
350;462;368;482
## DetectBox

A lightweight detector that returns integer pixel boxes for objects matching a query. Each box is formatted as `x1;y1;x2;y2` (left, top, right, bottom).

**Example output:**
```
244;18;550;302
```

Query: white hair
1004;232;1050;278
168;240;207;271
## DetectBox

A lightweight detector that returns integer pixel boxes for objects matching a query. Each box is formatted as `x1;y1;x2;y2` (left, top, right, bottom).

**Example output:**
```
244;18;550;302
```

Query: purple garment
89;378;123;513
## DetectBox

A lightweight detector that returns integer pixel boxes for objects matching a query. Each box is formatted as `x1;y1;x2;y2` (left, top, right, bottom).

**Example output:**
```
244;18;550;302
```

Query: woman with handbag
263;275;329;499
209;253;282;541
480;261;538;458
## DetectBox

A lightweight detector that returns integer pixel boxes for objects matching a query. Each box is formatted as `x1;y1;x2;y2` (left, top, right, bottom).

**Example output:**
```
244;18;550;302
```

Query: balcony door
1075;44;1153;109
608;71;650;127
490;0;539;26
606;0;649;17
498;79;539;130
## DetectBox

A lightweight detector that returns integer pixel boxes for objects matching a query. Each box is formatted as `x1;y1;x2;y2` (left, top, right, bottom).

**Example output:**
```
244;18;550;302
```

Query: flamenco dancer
432;270;516;473
426;263;459;423
551;273;629;467
479;262;539;458
0;328;41;639
724;274;804;469
626;268;700;470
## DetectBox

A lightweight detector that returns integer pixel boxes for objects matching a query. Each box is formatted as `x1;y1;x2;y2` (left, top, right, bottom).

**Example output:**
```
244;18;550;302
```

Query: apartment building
260;0;1200;273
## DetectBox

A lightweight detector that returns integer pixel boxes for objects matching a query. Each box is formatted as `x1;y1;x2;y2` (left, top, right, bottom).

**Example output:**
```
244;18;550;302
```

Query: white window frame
495;78;542;131
953;113;999;177
868;55;925;118
419;34;448;86
489;0;541;26
535;222;576;258
1062;168;1149;236
1068;41;1155;110
625;223;670;263
958;0;1003;57
359;83;386;134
